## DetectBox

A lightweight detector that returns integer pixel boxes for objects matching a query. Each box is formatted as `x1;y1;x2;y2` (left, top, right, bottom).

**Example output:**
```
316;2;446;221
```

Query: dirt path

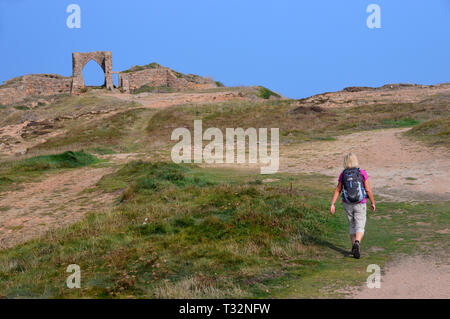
351;256;450;299
0;106;448;296
103;90;246;109
280;128;450;298
281;127;450;202
0;90;249;247
0;166;115;249
0;90;247;157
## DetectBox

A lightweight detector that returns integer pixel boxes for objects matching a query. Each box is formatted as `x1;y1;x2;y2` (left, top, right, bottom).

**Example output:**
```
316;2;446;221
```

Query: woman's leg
355;232;364;243
354;204;367;243
343;202;356;246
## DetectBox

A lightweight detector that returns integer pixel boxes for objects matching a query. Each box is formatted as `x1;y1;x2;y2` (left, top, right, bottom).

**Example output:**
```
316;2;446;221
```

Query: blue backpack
341;168;366;203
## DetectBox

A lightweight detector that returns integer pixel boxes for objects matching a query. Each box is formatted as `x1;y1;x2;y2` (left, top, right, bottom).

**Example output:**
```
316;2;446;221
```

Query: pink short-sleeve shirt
338;169;368;204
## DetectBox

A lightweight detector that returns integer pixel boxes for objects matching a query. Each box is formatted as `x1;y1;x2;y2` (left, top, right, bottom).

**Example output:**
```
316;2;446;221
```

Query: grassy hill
0;160;448;298
27;91;450;156
0;85;448;298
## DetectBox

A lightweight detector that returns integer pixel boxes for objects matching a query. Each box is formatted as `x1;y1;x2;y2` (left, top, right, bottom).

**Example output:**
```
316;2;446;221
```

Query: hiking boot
352;241;361;259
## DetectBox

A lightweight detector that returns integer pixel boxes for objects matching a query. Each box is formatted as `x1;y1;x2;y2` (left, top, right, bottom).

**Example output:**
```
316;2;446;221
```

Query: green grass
382;117;420;127
405;116;450;148
0;93;140;128
122;63;162;73
0;151;101;192
257;86;281;99
131;85;174;94
0;162;330;298
29;108;155;154
14;89;449;157
0;162;447;298
144;97;450;147
13;105;30;111
15;151;99;170
88;147;116;155
274;199;450;297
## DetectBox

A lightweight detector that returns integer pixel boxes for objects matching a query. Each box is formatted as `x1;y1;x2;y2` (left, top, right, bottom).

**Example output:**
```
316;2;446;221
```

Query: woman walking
330;153;376;259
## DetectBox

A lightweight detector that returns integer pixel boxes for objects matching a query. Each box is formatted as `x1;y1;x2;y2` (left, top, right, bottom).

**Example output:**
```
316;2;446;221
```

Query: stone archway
71;51;113;93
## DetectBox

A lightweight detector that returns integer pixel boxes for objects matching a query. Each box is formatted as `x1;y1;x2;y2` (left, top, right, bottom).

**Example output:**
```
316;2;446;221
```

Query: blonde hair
343;153;359;169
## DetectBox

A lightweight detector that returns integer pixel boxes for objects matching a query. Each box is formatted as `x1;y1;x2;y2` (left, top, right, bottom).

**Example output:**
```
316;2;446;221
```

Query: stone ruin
72;51;114;92
0;51;218;106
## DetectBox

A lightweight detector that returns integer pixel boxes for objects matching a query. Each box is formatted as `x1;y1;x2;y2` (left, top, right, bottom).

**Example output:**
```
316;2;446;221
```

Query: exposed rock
343;86;375;92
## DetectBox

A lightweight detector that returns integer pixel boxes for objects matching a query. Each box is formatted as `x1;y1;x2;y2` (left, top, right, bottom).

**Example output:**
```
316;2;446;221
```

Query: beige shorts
342;202;367;235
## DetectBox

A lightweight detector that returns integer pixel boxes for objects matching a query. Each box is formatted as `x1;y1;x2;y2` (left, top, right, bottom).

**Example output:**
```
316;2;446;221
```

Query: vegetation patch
131;85;174;94
0;162;447;298
0;162;332;298
0;151;101;192
30;108;152;153
382;118;420;127
89;147;116;155
257;86;281;99
0;93;140;128
13;105;30;111
405;116;450;148
144;97;449;147
14;151;100;171
122;63;162;73
0;161;450;298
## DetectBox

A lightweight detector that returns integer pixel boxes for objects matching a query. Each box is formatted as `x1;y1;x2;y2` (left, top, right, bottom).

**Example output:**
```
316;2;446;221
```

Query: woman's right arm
330;181;342;214
364;180;376;212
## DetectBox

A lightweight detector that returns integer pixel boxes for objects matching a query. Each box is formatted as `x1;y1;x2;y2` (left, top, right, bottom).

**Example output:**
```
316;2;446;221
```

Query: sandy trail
0;90;246;157
352;256;450;299
0;99;448;297
280;128;450;298
281;127;450;202
0;90;248;247
0;166;114;249
103;90;245;109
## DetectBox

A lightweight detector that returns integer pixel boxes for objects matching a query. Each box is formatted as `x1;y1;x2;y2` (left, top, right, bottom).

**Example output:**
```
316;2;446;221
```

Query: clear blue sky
1;0;449;98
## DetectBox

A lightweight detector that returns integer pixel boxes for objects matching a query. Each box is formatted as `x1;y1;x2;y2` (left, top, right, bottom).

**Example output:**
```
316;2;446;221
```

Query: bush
130;85;174;94
101;161;216;199
383;118;420;127
257;86;281;99
14;151;100;171
13;105;29;111
406;116;450;147
122;62;162;73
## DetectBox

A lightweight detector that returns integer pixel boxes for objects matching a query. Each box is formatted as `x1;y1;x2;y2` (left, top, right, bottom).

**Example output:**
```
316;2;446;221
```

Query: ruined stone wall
24;74;72;96
0;74;72;106
0;51;219;104
0;88;26;106
121;67;217;92
118;73;130;92
0;76;27;105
